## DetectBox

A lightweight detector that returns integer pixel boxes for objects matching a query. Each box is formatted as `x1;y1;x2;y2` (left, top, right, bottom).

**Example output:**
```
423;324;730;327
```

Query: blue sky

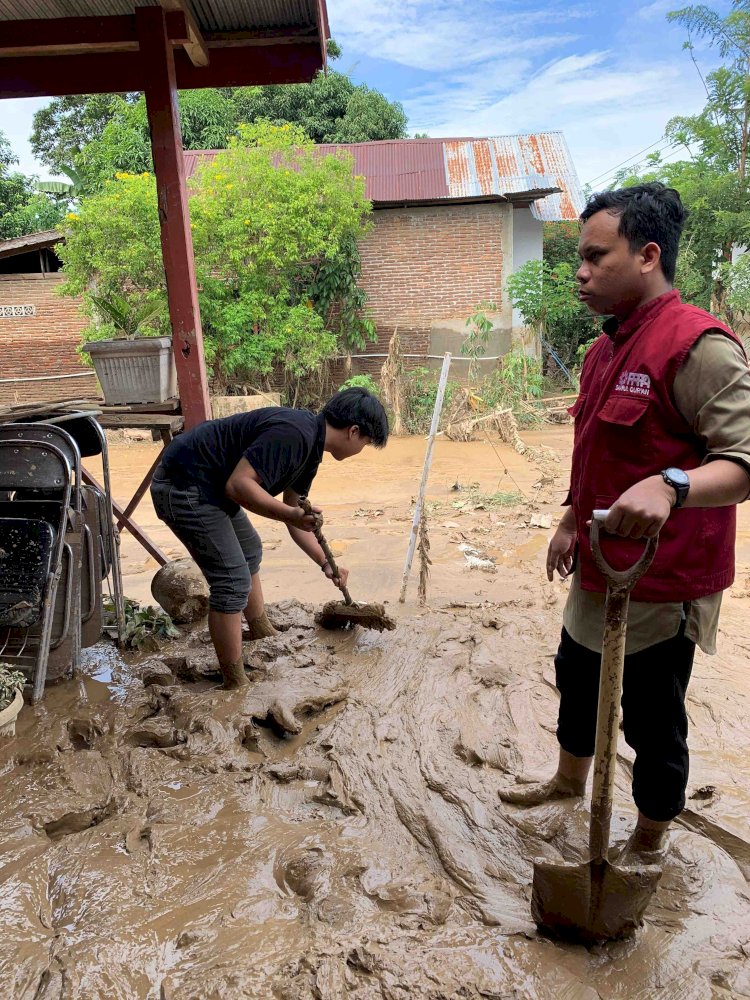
1;0;731;190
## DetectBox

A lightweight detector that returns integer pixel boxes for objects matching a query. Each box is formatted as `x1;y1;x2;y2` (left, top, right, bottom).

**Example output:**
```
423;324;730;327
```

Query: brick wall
350;202;509;376
0;274;97;404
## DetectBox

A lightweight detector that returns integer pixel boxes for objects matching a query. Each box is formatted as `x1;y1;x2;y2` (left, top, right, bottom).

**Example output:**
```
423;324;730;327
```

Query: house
0;231;97;404
185;132;585;374
0;132;584;403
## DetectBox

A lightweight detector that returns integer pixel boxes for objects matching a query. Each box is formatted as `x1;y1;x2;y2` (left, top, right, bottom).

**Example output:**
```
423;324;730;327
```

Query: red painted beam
0;41;322;99
0;12;189;57
136;6;211;431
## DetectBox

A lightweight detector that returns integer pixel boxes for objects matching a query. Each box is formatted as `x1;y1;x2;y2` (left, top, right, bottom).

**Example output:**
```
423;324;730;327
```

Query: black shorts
151;470;263;614
555;625;695;822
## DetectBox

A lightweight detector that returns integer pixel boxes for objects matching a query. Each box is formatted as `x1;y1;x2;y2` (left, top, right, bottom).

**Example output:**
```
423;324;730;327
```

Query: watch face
665;467;690;486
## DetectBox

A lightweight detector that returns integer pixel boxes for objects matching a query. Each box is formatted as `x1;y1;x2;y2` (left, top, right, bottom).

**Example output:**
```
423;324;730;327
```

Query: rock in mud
151;559;209;624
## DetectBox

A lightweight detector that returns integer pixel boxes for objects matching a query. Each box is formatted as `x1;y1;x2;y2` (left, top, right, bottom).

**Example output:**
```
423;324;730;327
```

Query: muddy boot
220;658;250;690
618;825;669;867
246;611;278;640
498;772;586;806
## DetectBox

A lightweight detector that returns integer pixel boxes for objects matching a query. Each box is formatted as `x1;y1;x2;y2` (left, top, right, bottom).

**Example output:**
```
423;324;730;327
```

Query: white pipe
399;352;452;604
0;371;94;384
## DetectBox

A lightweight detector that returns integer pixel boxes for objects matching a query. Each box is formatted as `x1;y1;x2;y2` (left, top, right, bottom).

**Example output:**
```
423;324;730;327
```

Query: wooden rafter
0;12;189;59
159;0;209;68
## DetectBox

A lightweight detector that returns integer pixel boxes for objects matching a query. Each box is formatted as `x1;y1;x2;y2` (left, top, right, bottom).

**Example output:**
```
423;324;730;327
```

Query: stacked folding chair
0;424;82;702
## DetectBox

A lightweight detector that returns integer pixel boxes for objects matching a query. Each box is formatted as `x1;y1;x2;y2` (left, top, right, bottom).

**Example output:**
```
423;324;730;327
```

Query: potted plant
0;665;25;738
81;293;176;406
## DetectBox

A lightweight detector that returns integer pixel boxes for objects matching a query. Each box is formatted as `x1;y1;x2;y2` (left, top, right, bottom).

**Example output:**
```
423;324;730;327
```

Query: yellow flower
226;183;233;189
243;219;251;225
66;212;78;221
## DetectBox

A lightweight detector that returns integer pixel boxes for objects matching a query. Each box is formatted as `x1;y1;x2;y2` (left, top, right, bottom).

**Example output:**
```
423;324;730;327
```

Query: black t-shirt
160;407;326;510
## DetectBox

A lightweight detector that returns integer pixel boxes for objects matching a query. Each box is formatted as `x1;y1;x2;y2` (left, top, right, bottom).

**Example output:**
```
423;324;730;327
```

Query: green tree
31;47;408;193
58;123;374;401
30;94;140;176
607;4;750;316
0;130;65;238
508;223;599;367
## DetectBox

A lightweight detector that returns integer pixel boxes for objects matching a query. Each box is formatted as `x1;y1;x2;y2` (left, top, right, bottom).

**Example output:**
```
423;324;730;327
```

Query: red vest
570;289;742;602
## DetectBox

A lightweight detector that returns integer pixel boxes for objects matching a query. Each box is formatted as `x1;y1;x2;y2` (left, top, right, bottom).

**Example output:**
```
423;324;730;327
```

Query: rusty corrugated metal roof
0;0;322;32
184;133;583;220
0;229;62;259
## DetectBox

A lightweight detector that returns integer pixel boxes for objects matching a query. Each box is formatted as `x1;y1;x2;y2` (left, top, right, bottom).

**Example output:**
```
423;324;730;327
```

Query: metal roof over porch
0;0;329;97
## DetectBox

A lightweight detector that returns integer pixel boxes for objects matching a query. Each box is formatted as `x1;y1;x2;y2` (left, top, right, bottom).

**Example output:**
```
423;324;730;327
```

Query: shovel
298;496;395;632
531;510;661;944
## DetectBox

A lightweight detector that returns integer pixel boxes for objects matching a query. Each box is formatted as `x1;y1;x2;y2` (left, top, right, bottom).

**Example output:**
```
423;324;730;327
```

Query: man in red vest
499;183;750;862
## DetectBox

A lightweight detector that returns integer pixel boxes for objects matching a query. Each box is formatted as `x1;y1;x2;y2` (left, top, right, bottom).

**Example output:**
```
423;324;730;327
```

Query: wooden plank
159;0;209;67
0;12;189;57
99;399;180;415
136;5;212;431
97;414;184;431
81;467;169;568
0;42;322;100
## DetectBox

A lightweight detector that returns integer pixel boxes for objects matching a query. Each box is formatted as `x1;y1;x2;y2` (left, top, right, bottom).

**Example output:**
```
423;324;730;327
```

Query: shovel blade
531;857;662;944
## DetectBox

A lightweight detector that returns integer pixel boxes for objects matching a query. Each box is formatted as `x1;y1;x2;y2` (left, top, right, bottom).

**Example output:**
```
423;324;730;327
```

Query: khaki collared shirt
564;331;750;655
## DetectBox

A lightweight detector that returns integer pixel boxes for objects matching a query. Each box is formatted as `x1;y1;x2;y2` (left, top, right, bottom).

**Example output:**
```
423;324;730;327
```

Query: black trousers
555;625;695;822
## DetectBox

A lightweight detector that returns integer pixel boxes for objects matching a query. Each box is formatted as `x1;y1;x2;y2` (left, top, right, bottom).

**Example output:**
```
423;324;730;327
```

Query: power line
586;142;683;190
584;137;675;187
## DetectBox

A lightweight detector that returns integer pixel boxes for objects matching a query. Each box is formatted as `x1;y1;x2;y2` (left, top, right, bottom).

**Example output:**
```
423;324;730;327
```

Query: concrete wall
0;274;97;405
510;205;544;351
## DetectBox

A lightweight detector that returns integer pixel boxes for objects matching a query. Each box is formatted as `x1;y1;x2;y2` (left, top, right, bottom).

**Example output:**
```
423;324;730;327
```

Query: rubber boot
220;658;249;689
246;611;278;640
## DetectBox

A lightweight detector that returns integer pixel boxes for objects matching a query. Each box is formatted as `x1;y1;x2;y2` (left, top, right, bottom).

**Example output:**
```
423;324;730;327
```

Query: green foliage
719;252;750;312
88;291;166;341
610;4;750;317
120;599;181;652
461;302;496;383
57;171;168;344
400;367;460;434
32;53;408;194
59;125;374;396
0;664;25;711
479;352;544;420
339;374;381;395
0;129;66;239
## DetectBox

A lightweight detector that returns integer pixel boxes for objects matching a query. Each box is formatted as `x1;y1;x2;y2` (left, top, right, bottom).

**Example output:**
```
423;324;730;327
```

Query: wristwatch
661;468;690;508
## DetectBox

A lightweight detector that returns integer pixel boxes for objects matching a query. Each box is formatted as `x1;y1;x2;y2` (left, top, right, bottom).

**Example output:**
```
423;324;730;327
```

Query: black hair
580;182;687;283
322;387;389;448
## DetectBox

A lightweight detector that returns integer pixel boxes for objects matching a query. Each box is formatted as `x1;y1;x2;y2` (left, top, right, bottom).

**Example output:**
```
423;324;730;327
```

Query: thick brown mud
2;429;750;998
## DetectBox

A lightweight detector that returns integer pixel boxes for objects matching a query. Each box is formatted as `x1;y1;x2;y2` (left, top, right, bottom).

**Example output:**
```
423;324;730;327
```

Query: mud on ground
1;429;749;998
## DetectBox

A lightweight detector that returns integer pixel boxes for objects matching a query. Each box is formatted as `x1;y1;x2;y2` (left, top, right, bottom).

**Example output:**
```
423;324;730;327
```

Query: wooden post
136;5;211;430
399;353;452;603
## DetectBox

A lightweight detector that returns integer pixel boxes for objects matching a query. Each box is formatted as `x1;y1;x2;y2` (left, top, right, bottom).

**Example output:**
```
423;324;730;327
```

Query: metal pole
399;353;452;603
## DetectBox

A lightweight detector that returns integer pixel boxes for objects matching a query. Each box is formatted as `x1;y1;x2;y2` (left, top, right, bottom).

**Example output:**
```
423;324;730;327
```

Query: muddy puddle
2;429;750;998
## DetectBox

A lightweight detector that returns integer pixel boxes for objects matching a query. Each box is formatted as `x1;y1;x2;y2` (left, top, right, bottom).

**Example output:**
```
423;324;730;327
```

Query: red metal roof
184;132;583;221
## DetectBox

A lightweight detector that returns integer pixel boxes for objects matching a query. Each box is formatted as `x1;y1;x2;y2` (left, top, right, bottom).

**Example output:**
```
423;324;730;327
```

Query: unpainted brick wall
0;274;97;405
350;202;507;376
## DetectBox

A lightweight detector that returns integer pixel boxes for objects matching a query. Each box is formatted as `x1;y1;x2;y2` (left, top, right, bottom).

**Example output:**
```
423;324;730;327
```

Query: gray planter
82;336;177;405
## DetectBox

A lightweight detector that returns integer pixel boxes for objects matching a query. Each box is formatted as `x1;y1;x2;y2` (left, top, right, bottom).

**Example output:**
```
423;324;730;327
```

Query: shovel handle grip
298;496;353;605
590;510;659;594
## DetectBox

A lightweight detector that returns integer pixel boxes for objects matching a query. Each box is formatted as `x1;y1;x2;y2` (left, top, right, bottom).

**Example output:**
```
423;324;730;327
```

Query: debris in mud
459;543;497;573
529;513;553;530
151;558;210;624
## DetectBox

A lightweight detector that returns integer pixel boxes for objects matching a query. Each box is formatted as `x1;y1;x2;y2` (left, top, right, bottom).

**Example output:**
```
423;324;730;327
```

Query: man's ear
349;424;360;438
640;241;662;275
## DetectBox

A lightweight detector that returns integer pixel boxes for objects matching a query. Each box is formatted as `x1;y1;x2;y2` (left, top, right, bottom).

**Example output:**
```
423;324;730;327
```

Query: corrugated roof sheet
0;0;321;32
0;229;62;259
184;133;583;221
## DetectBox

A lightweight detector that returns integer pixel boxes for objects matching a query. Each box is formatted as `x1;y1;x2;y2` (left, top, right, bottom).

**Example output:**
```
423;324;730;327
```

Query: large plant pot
82;336;177;406
0;688;23;739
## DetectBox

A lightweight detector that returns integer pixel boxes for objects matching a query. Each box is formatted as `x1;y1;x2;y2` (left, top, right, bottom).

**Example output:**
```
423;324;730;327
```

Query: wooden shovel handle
590;510;659;594
298;496;353;605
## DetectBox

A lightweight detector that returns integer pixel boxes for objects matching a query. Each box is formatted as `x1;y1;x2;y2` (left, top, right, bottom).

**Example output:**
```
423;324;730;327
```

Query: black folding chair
0;436;74;702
